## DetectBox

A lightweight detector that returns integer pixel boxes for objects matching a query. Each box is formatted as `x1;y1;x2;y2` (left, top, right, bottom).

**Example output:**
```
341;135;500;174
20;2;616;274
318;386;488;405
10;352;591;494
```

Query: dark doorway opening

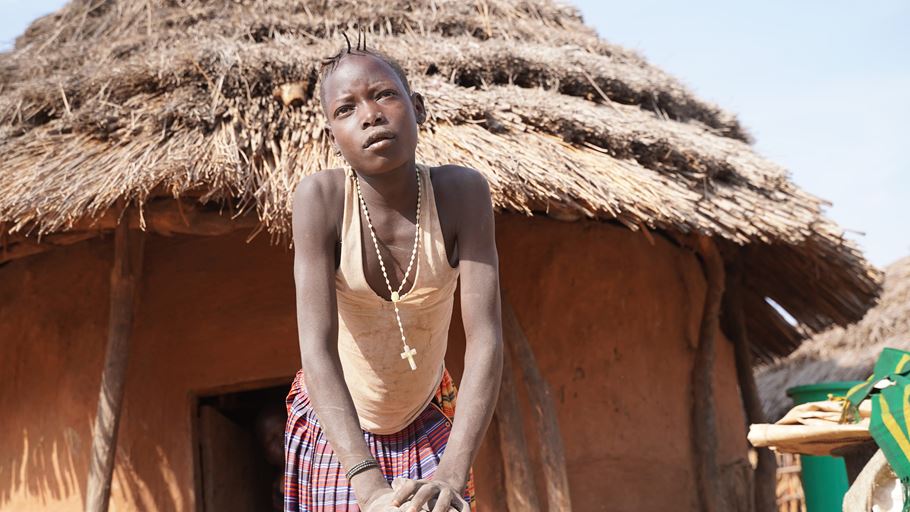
196;385;288;512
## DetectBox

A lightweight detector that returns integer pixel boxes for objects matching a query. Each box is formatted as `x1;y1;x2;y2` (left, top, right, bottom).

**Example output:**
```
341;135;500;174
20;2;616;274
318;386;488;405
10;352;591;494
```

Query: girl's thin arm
291;174;391;508
434;168;504;491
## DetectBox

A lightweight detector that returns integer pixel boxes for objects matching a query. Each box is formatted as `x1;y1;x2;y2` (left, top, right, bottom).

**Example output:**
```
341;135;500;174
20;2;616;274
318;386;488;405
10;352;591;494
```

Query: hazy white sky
2;0;906;267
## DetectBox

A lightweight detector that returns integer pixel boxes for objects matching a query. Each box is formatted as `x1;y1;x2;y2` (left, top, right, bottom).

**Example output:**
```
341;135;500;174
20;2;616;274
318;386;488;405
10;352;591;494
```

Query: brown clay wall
0;214;748;511
465;215;748;511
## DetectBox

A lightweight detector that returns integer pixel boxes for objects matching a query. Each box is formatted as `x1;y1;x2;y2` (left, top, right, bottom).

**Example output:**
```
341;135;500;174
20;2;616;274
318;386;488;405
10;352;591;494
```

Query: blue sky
2;0;907;267
570;0;909;268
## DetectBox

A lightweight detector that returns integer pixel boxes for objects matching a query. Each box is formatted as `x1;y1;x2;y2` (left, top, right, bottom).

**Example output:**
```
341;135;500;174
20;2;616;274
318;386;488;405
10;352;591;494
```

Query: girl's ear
323;124;341;155
411;92;427;125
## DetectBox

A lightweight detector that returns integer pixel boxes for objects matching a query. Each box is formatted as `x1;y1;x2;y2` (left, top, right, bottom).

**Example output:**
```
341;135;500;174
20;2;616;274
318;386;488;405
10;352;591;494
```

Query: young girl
285;36;504;512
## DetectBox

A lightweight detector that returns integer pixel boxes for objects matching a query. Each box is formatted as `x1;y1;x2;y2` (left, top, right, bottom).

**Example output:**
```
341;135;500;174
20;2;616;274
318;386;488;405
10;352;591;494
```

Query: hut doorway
195;384;288;512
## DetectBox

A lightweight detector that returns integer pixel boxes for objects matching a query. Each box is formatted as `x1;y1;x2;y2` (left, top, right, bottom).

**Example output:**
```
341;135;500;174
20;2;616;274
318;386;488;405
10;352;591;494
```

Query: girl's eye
378;90;396;99
334;105;352;117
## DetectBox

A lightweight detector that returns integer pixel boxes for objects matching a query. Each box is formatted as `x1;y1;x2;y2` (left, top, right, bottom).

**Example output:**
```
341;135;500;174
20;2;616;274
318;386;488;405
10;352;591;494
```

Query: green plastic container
786;381;864;512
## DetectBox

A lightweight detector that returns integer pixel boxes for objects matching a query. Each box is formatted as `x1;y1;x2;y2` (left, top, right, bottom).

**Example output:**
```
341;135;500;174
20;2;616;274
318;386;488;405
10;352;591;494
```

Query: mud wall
0;213;748;511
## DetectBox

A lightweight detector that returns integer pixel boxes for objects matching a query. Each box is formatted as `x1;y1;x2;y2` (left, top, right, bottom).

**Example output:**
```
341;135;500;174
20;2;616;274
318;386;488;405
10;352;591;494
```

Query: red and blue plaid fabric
284;368;476;511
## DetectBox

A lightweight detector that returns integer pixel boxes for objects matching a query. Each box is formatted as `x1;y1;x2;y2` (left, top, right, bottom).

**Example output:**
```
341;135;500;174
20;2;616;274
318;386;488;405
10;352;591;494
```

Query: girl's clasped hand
364;477;468;512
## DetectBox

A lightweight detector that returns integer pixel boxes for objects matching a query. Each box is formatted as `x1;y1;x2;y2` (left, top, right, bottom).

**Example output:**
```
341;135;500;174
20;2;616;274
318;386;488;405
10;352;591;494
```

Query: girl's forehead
324;54;405;96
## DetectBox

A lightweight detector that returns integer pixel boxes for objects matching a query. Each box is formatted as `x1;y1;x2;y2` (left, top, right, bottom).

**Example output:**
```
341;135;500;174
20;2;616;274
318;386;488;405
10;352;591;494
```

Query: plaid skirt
284;368;476;511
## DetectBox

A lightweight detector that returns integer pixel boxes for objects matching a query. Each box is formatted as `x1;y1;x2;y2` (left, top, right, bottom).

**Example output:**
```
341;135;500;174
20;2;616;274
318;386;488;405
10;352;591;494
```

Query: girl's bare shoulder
429;164;491;202
292;168;346;205
291;168;346;238
429;164;493;239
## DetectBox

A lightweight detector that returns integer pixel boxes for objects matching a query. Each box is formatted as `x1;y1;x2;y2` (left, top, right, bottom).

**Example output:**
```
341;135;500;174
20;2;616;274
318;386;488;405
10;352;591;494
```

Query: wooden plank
0;199;258;266
502;298;572;512
84;213;145;512
198;405;264;512
495;334;542;512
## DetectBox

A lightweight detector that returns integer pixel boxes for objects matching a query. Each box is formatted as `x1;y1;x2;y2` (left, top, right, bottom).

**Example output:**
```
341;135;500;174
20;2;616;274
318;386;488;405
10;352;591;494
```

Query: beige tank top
336;163;459;434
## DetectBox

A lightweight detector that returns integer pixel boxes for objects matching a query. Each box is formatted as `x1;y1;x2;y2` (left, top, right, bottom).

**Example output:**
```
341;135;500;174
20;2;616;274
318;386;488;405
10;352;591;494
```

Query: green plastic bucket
786;381;864;512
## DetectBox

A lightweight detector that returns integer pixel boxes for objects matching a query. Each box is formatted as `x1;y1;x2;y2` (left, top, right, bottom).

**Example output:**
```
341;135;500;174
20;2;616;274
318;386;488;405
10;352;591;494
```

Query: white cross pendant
400;344;417;371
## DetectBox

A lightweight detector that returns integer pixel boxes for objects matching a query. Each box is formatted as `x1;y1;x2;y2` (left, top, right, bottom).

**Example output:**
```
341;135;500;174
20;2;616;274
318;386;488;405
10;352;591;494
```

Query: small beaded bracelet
345;458;381;481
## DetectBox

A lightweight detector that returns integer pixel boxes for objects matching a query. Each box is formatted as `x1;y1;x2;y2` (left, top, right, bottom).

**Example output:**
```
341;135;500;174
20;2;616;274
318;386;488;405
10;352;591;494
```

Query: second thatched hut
758;256;910;422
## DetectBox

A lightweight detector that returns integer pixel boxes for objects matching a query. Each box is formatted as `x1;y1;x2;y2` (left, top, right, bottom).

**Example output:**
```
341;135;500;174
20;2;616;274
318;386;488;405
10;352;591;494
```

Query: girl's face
321;54;425;176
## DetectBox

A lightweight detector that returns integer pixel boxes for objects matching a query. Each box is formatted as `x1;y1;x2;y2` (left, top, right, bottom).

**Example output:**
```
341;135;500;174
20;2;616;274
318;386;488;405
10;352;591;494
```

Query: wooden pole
502;298;573;512
85;212;145;512
722;258;777;512
495;335;543;512
691;236;725;512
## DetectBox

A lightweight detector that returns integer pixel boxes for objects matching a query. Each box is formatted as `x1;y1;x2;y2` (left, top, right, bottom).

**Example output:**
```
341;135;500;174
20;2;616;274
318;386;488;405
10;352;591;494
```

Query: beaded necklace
351;165;421;371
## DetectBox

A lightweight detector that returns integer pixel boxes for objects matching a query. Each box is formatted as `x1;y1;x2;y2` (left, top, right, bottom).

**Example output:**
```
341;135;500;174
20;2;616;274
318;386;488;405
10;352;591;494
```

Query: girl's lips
364;137;395;150
363;130;397;148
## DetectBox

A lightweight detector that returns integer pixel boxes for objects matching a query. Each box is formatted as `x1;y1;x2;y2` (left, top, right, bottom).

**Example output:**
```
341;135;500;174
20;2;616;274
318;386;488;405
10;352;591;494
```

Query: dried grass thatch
757;256;910;420
0;0;881;359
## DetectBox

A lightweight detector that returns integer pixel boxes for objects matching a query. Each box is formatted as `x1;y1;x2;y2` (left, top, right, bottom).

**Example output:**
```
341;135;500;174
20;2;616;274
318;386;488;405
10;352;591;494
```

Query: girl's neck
355;160;419;214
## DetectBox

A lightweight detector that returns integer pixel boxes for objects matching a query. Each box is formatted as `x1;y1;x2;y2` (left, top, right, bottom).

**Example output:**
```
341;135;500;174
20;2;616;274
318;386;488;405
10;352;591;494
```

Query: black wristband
345;458;380;481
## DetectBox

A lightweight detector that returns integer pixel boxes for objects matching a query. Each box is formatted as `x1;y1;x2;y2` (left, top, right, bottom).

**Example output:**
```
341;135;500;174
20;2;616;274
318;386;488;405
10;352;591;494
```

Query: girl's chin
348;154;412;173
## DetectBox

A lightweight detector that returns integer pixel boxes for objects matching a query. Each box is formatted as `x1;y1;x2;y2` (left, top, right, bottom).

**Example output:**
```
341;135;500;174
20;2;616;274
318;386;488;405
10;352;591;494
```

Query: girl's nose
361;109;385;129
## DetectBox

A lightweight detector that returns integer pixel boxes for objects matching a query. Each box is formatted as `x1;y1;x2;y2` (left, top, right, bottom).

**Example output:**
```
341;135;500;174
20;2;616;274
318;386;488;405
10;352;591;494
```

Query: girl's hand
391;477;468;512
363;488;400;512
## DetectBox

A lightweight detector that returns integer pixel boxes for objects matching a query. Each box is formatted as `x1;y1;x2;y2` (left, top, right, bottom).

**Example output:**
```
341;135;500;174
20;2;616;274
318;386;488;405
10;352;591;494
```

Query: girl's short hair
318;31;412;109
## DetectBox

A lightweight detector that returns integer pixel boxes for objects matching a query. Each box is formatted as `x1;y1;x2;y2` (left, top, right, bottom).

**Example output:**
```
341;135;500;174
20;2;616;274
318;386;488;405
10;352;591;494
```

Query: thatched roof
757;256;910;420
0;0;880;360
